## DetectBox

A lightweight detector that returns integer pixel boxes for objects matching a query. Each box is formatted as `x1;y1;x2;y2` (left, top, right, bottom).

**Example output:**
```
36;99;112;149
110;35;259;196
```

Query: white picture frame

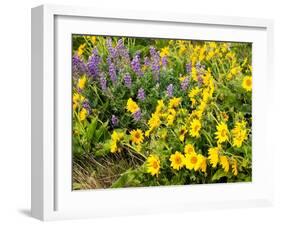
31;4;274;221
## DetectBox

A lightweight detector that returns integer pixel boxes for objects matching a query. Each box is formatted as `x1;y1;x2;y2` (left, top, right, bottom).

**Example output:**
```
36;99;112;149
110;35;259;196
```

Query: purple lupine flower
106;38;118;59
197;74;203;86
99;73;107;91
166;84;174;97
144;57;150;67
186;62;192;74
124;73;132;88
161;56;168;69
195;61;201;71
72;55;87;78
87;48;100;78
137;88;146;101
111;115;119;127
82;100;92;114
131;51;143;76
181;76;189;91
109;62;117;83
133;109;142;121
116;39;130;62
149;47;161;79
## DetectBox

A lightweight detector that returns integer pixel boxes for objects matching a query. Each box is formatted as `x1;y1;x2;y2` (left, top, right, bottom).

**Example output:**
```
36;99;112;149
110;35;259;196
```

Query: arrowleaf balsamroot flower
185;153;203;171
215;122;229;144
184;144;196;156
168;97;181;109
79;108;88;121
242;76;252;92
178;126;187;142
189;119;201;138
126;98;139;114
220;155;230;173
231;159;238;176
77;75;87;90
110;131;124;153
146;155;160;176
169;151;185;170
232;121;248;148
130;129;144;145
208;147;220;168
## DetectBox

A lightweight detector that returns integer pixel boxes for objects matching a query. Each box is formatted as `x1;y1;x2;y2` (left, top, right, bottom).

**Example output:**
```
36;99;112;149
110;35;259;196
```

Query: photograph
71;35;252;190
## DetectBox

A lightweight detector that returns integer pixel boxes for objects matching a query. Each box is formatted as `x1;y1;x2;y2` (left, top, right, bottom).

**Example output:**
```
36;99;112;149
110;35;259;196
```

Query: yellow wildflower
185;153;203;171
191;66;197;81
242;76;252;92
231;159;238;176
77;75;87;90
73;93;85;110
160;47;169;57
188;87;201;107
184;144;195;156
148;113;161;130
91;36;96;44
130;129;144;145
77;43;86;56
189;119;201;138
178;126;187;142
170;151;185;170
200;155;207;173
146;155;160;176
208;147;219;168
232;121;247;148
126;98;139;114
110;131;124;153
166;108;176;126
168;97;182;109
155;100;165;114
79;108;87;121
220;155;230;172
215;122;229;144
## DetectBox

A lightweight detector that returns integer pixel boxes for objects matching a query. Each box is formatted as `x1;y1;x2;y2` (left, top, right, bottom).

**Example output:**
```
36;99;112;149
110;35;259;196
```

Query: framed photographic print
31;4;274;221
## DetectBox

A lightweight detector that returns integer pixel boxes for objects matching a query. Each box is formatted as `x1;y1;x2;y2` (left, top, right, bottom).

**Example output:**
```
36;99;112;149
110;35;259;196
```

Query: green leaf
212;169;228;181
86;117;97;141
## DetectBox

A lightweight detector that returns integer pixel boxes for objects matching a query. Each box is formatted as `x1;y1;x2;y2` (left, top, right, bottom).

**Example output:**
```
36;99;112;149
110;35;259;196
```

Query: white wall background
0;0;280;225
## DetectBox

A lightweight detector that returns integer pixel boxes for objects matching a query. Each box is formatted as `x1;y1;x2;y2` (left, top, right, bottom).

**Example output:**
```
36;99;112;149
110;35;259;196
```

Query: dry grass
72;151;145;190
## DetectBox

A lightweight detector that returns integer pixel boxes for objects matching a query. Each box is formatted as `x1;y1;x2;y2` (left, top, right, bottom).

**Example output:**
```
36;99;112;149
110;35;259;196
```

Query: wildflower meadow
72;35;252;190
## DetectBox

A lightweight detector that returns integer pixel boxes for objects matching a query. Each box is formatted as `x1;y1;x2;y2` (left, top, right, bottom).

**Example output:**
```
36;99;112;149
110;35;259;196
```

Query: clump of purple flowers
195;61;205;85
131;51;143;77
186;62;192;74
116;39;130;62
137;88;146;101
72;55;87;78
106;38;118;59
161;56;168;69
111;115;119;127
124;73;132;88
166;84;174;97
109;62;117;83
149;47;161;80
181;76;189;91
87;48;100;78
99;73;107;91
133;109;141;122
